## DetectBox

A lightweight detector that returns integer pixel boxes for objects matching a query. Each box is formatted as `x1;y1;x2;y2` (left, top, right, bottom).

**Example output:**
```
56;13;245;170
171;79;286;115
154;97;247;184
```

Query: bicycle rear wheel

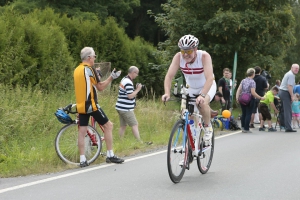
55;124;102;165
167;120;188;183
197;128;214;174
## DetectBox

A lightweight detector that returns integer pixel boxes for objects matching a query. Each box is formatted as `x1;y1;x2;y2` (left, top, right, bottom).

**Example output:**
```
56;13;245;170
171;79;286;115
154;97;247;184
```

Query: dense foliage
0;7;165;94
152;0;300;83
1;0;300;92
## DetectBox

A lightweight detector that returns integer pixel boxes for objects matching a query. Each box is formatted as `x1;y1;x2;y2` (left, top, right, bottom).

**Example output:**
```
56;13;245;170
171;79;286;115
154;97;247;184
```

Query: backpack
238;79;252;105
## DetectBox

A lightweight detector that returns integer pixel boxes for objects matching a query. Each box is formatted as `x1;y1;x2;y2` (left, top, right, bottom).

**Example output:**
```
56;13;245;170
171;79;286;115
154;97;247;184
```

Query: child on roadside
291;93;300;129
258;87;279;132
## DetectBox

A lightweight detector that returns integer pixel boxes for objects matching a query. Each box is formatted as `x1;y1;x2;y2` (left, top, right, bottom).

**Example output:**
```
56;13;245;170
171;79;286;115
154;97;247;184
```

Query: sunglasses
180;49;194;55
89;55;97;58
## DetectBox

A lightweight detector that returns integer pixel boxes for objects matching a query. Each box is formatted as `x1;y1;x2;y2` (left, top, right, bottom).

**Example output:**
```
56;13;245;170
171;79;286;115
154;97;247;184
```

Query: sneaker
268;127;277;132
79;160;89;168
280;126;286;131
259;127;265;131
144;141;153;145
242;130;252;133
106;155;124;164
249;124;255;128
203;125;213;141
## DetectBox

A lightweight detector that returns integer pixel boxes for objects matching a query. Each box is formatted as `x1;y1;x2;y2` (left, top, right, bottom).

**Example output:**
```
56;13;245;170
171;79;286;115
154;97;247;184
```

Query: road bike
54;104;105;166
166;89;215;183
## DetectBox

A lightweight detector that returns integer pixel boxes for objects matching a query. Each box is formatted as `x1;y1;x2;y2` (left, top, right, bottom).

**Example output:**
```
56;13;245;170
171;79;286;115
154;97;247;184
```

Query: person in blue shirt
293;81;300;94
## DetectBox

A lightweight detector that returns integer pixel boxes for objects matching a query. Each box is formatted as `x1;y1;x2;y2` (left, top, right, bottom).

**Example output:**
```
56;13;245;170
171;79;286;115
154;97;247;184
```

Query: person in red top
74;47;124;167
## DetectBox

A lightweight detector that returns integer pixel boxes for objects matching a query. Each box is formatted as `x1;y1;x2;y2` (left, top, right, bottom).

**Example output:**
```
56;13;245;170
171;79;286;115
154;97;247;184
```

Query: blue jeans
241;99;255;131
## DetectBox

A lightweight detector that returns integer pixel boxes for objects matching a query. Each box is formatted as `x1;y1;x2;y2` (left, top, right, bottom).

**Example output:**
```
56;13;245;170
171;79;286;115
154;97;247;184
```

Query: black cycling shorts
79;108;109;126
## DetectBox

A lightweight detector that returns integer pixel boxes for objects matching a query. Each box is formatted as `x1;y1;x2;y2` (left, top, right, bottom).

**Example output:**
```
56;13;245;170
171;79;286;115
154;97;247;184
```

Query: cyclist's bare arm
95;68;120;91
95;76;113;91
162;53;181;101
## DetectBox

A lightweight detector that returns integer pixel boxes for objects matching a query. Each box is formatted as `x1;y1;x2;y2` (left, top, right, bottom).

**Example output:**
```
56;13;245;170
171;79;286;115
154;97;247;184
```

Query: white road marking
0;130;241;194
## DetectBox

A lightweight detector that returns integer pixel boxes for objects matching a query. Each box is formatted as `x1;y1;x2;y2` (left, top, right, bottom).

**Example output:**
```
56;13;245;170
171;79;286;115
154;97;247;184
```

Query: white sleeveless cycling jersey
179;50;207;89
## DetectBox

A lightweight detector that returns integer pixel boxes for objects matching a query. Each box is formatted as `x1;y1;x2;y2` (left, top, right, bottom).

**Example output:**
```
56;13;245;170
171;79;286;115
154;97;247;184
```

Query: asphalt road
1;129;300;200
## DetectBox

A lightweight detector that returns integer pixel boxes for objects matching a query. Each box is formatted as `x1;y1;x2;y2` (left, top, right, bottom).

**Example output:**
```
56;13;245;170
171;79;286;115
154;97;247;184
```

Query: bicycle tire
197;128;214;174
167;120;188;183
55;123;102;165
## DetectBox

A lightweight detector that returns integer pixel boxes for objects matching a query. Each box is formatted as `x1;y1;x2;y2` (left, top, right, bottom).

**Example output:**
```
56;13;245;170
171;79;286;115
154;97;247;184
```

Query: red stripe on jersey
180;67;204;74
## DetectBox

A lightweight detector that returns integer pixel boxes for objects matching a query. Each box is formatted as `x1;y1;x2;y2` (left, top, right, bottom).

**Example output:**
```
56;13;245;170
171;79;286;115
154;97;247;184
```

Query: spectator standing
258;87;279;132
279;64;299;132
235;68;265;133
249;66;268;128
291;93;300;129
74;47;124;167
116;66;143;141
218;68;231;111
293;81;300;94
275;80;281;89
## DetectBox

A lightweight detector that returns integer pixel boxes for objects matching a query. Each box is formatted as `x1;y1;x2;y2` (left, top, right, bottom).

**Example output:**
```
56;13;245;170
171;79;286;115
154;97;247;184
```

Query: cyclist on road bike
162;35;216;141
74;47;124;167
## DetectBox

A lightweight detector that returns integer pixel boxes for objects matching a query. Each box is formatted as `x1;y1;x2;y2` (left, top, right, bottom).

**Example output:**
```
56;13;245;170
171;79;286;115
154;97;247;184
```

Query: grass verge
0;84;240;177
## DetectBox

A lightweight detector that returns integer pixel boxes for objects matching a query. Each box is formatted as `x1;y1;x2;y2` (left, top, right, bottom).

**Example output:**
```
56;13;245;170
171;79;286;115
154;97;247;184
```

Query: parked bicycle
54;104;105;166
166;88;215;183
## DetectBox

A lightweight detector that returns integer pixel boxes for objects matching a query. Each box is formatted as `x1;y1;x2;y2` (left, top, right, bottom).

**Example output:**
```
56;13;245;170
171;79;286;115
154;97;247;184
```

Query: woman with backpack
236;68;265;133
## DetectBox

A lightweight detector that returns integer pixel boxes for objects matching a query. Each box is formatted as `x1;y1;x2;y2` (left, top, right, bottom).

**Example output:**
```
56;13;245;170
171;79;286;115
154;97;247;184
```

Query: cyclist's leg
198;81;216;141
195;81;216;125
91;109;111;149
78;114;90;161
92;108;124;163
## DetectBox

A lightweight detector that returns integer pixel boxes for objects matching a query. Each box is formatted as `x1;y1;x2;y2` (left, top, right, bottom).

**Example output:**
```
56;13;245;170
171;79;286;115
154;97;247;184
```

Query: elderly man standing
74;47;124;167
116;66;143;141
279;64;299;132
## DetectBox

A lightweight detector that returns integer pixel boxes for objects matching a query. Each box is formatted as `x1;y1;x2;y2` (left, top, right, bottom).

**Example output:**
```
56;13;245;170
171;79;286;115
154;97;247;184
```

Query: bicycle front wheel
55;124;102;165
197;128;214;174
167;120;188;183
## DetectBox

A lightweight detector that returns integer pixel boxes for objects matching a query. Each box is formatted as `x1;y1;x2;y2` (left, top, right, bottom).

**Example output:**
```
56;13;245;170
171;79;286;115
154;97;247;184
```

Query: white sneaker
203;125;213;141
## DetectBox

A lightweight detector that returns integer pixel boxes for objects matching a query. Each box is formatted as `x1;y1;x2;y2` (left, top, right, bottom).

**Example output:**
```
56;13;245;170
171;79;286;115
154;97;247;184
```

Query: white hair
80;47;96;61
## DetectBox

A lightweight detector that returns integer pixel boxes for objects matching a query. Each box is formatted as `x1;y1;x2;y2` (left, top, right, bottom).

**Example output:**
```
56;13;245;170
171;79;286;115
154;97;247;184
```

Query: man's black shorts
79;108;109;126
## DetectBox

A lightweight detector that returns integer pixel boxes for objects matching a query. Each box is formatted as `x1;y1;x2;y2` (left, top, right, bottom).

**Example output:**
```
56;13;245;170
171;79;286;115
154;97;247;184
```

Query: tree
7;0;140;26
284;3;300;72
125;0;167;45
152;0;297;81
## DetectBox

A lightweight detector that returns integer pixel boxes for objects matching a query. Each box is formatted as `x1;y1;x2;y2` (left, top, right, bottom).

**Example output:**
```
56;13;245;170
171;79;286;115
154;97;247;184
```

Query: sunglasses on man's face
180;49;194;55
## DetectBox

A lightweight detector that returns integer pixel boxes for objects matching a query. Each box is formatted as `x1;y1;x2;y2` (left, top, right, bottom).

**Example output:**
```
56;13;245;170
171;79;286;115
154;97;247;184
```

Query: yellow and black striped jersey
74;63;100;114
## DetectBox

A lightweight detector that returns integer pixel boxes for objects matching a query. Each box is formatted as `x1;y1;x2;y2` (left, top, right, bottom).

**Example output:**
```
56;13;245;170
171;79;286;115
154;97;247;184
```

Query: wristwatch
200;93;206;98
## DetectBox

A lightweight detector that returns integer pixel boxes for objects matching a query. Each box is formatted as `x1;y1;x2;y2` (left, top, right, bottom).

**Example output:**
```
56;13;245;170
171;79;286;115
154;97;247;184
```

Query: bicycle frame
181;109;206;157
167;88;215;183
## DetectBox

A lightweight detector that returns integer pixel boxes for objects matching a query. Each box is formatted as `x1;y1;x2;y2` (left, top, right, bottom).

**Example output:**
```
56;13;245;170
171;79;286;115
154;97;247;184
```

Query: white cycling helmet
178;34;199;50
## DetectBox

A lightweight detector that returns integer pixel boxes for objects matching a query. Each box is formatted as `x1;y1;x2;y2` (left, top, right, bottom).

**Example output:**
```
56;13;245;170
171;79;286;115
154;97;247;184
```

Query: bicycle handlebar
62;103;77;114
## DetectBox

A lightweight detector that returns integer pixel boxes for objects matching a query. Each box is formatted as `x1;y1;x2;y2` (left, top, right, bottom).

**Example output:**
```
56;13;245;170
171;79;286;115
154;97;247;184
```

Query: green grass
0;84;242;177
